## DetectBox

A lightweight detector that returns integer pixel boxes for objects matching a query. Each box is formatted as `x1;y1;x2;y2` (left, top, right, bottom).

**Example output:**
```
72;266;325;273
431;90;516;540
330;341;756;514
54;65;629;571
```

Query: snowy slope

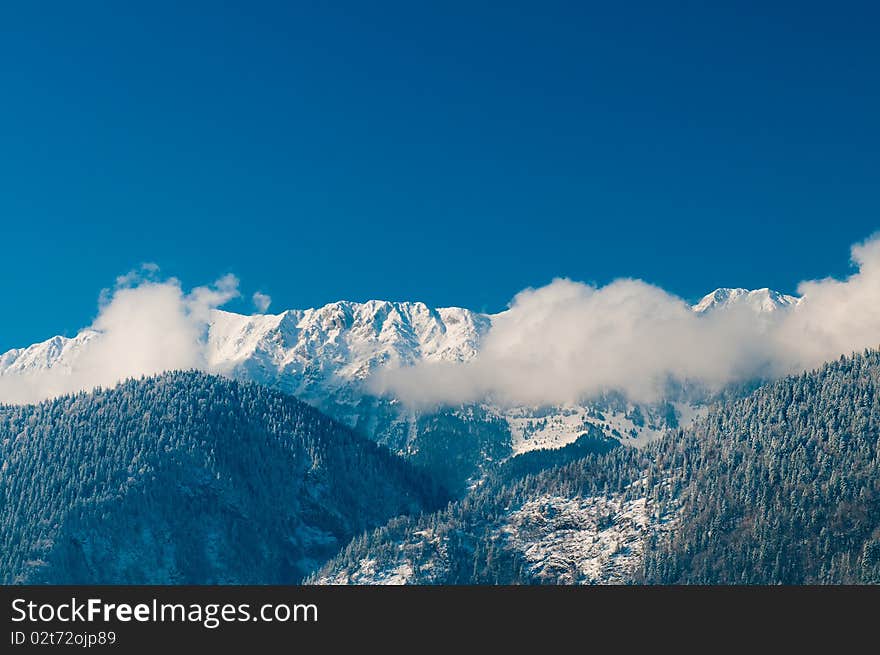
311;476;680;585
501;483;678;584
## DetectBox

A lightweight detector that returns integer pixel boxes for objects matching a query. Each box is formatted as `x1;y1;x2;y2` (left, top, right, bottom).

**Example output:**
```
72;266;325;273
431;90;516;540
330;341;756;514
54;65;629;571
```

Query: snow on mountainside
503;492;667;584
311;475;680;585
318;493;666;585
0;290;797;473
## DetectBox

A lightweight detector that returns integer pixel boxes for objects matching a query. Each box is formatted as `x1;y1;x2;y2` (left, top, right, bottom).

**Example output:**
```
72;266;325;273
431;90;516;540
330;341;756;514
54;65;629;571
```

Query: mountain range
0;287;800;493
2;287;879;585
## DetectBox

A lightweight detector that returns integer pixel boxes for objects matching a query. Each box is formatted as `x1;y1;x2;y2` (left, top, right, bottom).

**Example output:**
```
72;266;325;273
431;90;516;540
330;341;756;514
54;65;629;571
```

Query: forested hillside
311;350;880;584
0;371;446;584
646;352;880;583
5;351;878;585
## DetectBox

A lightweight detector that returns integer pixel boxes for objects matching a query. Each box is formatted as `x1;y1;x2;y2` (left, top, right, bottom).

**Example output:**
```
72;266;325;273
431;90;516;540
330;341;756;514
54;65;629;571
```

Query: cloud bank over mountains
1;234;880;406
374;233;880;407
372;277;773;406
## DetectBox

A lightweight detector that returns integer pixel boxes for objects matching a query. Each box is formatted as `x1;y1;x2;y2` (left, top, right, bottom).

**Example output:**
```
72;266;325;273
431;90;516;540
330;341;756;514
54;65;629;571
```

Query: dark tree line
0;371;446;584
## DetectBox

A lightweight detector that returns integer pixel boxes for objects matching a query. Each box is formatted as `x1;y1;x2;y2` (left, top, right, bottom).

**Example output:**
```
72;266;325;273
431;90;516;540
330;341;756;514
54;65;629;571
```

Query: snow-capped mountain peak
205;300;491;391
0;330;100;377
692;287;800;314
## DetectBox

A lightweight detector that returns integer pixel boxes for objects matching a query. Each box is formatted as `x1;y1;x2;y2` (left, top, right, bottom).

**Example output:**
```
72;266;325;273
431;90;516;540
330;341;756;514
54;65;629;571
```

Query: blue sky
1;1;878;351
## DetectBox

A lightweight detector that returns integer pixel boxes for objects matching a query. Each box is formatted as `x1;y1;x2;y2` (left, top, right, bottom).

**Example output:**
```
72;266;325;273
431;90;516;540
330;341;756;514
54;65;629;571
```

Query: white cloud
0;268;240;404
252;291;272;313
372;233;880;408
114;261;160;288
771;235;880;373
